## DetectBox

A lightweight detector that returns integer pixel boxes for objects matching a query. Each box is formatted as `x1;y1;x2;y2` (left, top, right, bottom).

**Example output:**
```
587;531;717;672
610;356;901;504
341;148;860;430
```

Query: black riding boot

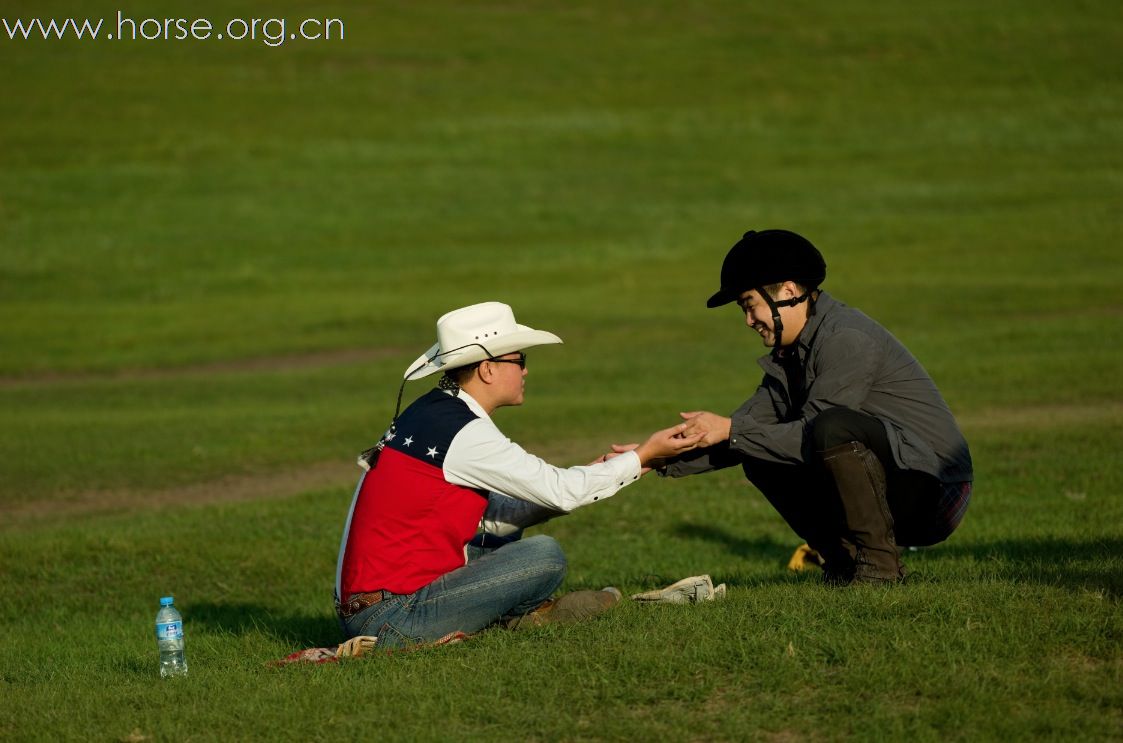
819;441;905;584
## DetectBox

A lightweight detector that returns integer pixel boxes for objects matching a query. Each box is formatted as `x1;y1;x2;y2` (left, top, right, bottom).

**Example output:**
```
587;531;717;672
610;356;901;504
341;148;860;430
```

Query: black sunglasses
487;352;527;369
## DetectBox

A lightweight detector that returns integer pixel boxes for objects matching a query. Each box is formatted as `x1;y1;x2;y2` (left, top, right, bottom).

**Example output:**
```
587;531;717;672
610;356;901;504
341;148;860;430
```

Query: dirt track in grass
1;459;360;526
0;347;402;388
0;439;602;526
2;401;1119;526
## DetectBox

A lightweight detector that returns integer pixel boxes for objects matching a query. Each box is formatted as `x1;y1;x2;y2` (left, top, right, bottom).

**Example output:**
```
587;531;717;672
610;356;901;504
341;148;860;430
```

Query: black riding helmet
706;229;827;349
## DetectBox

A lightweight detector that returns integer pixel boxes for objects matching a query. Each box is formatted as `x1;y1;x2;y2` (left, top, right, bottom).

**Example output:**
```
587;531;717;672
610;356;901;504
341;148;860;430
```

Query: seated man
335;301;701;647
649;229;973;585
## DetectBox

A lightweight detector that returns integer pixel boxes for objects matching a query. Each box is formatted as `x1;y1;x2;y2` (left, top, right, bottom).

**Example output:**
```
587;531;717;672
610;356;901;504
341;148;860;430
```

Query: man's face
737;285;802;347
737;289;778;346
485;352;528;407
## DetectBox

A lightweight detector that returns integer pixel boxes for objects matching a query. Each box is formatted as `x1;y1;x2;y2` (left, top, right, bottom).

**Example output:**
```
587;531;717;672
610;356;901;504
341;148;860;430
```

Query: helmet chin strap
756;287;813;352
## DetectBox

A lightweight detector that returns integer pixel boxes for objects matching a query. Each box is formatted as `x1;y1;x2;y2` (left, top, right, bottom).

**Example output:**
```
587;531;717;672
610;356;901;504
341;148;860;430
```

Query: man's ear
782;280;800;299
475;360;495;384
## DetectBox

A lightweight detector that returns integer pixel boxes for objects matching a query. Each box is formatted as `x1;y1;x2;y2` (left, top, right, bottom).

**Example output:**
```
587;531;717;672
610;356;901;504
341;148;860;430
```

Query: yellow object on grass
787;543;826;571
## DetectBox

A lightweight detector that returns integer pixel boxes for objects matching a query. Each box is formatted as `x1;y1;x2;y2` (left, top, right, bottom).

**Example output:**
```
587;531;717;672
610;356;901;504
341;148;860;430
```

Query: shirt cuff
728;412;760;457
605;450;643;489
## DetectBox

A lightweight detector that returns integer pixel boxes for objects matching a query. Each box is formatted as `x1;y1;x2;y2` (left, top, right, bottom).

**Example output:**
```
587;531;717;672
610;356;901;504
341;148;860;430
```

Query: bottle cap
160;596;174;606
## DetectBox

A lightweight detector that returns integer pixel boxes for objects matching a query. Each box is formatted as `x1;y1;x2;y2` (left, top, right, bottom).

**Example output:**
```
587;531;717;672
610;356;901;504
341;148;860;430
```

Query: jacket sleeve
443;418;643;512
659;442;740;478
728;328;880;465
479;492;562;537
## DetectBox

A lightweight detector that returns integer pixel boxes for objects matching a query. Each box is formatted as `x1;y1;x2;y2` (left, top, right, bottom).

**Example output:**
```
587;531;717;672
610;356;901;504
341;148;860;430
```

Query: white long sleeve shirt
446;390;643;536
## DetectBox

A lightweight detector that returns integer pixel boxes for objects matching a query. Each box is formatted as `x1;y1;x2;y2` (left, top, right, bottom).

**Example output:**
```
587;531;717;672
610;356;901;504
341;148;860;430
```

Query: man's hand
679;411;732;447
634;423;705;468
598;426;704;475
588;442;637;465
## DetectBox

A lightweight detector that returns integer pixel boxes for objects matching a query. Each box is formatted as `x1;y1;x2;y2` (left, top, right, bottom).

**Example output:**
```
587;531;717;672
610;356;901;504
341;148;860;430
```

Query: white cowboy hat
403;302;563;380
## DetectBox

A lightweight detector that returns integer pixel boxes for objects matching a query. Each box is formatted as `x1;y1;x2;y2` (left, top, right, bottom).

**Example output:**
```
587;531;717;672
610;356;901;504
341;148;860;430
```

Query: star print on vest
383;388;478;469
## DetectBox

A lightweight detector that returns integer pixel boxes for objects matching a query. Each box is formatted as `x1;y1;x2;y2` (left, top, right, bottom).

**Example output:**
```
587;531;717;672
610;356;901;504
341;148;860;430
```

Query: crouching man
336;301;702;647
655;230;973;585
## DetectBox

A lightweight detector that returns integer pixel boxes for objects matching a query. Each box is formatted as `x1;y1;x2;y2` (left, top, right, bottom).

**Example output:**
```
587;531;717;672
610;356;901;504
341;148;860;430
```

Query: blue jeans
339;534;567;649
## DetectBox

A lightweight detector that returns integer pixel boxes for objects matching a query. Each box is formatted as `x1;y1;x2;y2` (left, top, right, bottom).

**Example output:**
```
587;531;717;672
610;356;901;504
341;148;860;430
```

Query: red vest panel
338;389;487;597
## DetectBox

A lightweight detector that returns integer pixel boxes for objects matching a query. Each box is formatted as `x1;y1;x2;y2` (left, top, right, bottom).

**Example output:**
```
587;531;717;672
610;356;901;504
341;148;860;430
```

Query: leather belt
340;590;388;618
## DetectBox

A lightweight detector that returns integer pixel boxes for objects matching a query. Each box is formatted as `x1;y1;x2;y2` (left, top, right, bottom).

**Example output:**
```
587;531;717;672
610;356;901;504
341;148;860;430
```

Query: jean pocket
350;597;397;637
374;621;421;649
355;595;417;636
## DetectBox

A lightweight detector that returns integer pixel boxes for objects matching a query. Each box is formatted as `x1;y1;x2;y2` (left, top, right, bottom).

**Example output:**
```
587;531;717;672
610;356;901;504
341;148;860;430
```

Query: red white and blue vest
337;389;488;598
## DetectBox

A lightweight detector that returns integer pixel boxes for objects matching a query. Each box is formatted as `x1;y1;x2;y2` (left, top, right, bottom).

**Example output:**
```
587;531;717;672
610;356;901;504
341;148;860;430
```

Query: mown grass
1;0;1121;740
2;431;1120;741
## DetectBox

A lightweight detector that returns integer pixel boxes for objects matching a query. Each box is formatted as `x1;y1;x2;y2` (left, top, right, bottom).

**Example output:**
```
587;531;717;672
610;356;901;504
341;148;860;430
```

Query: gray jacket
665;292;973;484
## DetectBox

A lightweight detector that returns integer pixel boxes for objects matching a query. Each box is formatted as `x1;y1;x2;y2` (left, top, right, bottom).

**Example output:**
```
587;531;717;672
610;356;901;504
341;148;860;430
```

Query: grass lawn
1;1;1121;740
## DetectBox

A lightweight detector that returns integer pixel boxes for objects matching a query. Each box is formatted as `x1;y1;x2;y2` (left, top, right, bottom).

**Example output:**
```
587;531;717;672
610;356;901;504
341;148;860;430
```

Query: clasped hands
588;410;731;473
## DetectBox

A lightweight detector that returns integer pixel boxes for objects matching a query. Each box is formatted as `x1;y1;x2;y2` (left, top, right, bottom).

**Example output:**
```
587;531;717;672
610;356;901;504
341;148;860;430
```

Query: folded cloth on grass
630;574;726;604
268;631;469;667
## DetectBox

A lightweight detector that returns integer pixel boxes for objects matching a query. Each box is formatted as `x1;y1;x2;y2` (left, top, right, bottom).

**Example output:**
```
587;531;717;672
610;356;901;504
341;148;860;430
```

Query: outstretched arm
610;416;742;478
445;420;703;513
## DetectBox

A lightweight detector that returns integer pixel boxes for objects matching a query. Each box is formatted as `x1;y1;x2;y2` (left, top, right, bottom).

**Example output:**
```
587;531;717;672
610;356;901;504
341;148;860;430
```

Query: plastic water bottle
155;596;188;678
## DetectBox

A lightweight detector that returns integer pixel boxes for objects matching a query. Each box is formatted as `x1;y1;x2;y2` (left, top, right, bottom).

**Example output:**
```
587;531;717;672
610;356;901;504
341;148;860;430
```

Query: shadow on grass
676;521;1123;596
189;601;340;648
671;522;795;563
667;522;809;587
935;536;1123;597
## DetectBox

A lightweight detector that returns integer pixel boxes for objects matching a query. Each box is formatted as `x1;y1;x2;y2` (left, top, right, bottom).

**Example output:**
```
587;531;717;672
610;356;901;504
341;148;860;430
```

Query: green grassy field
2;1;1121;740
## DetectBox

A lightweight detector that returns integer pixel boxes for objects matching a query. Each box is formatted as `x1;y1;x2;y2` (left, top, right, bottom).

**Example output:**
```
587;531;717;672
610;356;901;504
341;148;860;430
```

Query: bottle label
156;621;183;640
